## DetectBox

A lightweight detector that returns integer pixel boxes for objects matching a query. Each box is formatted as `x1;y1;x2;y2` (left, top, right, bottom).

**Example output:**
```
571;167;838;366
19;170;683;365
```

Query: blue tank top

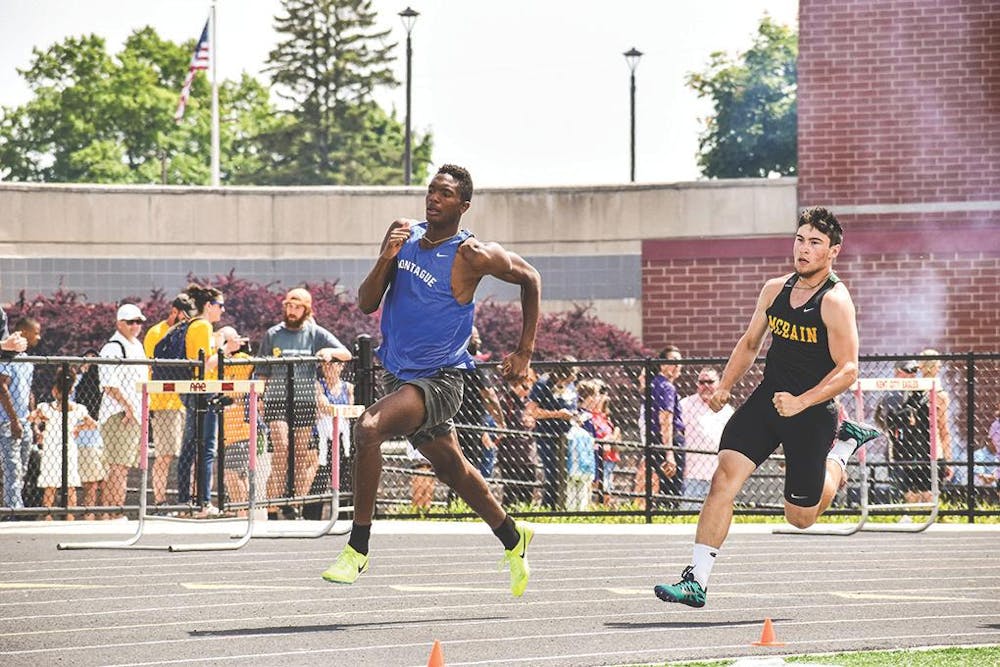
319;377;350;404
377;222;476;380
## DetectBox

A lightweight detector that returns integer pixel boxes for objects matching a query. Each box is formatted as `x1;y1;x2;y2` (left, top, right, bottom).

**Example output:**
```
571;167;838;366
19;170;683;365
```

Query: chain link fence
1;349;998;522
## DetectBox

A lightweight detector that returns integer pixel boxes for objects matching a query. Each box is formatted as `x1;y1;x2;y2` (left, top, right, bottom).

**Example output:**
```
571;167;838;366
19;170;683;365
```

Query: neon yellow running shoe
499;523;533;597
321;544;369;584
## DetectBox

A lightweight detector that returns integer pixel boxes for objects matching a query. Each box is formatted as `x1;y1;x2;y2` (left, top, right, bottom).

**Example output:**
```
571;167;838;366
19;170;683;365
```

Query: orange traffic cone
427;639;445;667
751;617;785;647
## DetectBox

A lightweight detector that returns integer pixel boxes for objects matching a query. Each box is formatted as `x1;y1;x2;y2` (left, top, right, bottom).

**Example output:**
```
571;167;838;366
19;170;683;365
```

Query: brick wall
642;227;1000;356
798;0;1000;207
641;0;1000;357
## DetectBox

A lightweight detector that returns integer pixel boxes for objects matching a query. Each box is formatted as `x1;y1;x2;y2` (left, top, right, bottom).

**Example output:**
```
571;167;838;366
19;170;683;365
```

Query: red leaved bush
5;275;643;361
474;300;646;361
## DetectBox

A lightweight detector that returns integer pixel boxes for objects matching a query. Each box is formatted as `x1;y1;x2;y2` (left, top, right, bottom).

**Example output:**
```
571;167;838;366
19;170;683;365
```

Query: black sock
348;523;371;555
493;515;519;551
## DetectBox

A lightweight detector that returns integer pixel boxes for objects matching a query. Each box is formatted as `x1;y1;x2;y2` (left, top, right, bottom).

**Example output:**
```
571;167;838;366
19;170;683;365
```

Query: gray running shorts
380;368;465;446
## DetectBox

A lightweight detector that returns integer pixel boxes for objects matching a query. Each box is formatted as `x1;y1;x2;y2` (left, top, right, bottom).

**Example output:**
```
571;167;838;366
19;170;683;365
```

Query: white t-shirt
679;394;734;482
98;331;148;424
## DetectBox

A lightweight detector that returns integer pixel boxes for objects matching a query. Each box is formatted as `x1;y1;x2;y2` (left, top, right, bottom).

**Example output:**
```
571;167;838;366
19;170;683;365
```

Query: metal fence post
355;335;374;407
284;359;295;501
195;349;207;507
643;357;654;523
59;361;70;513
965;351;975;523
217;348;227;512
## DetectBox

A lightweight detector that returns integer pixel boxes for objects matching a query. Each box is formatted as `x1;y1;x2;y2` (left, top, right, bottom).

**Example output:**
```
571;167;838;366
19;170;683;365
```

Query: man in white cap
98;303;148;518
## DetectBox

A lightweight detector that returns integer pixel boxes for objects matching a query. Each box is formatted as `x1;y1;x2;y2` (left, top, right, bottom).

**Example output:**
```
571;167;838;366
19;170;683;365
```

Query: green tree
258;0;432;185
687;16;797;178
0;28;284;184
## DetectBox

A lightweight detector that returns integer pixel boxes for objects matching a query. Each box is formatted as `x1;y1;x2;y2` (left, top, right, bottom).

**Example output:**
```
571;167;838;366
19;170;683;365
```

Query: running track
1;521;998;666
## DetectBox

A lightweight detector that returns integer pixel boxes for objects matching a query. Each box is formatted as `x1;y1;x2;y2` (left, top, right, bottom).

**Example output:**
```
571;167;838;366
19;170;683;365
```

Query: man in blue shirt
0;318;41;510
322;164;542;597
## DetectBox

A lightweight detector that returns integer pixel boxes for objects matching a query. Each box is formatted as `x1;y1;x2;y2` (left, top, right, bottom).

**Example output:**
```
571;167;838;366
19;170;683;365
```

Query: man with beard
654;207;881;609
258;288;352;518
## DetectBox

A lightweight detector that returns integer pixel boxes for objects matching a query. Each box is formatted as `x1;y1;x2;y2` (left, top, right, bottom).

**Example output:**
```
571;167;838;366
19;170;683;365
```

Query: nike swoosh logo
790;493;808;499
436;252;447;258
803;308;815;313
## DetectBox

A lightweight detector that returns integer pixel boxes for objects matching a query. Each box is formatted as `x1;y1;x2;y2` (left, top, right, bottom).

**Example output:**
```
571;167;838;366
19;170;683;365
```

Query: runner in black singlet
653;206;882;609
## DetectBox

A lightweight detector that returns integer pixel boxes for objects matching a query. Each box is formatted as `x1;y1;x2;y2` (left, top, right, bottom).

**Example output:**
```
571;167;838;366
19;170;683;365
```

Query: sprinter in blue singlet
322;164;542;598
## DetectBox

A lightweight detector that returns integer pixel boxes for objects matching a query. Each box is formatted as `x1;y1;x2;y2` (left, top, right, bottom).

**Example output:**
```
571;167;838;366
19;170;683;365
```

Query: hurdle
58;379;265;551
774;376;938;536
253;403;365;539
859;376;940;533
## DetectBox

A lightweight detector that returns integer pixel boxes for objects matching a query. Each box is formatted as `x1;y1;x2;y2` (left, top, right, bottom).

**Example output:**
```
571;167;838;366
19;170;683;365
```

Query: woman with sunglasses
175;283;242;515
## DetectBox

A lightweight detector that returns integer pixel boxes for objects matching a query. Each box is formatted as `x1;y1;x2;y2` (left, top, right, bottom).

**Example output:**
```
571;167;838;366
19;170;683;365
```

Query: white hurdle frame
58;380;265;552
774;376;939;536
253;403;364;539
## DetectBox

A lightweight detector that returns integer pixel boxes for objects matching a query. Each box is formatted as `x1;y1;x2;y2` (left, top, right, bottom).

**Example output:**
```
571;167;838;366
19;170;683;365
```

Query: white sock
827;437;856;472
690;543;718;589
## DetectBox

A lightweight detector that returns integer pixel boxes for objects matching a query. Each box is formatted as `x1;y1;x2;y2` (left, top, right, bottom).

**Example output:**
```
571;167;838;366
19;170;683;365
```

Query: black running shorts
719;383;838;507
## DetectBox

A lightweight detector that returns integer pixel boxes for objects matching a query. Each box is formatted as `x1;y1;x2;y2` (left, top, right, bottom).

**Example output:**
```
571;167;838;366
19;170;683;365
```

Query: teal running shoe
836;419;883;455
654;566;707;608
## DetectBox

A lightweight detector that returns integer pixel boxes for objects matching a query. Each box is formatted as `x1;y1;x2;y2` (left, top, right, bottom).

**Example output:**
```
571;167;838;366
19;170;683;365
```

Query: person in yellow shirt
216;326;255;515
176;284;242;512
143;293;197;507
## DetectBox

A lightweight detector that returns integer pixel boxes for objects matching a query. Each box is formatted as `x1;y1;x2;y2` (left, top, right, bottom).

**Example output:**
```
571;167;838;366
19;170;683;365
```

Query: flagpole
210;0;220;186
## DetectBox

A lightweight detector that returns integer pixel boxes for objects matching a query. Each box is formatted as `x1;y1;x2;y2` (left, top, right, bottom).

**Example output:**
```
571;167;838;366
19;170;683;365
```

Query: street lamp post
623;47;643;183
399;7;419;186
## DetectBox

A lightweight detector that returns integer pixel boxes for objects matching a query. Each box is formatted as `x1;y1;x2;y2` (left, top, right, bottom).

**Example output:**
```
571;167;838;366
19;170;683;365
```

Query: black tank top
763;272;840;395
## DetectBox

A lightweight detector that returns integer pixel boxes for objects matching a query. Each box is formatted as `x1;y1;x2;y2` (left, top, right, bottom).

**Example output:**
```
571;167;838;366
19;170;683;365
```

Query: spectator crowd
0;292;993;519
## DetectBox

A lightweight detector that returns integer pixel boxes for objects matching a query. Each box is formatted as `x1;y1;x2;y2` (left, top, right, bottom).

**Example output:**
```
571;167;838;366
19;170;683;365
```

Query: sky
0;0;799;187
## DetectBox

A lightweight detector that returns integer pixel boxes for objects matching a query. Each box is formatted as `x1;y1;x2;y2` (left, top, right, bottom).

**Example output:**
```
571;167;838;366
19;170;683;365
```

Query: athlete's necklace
794;272;830;289
421;232;460;248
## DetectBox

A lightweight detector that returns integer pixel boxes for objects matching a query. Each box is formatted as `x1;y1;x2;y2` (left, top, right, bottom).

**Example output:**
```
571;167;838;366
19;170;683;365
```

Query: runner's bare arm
709;277;785;412
358;219;415;314
458;241;541;381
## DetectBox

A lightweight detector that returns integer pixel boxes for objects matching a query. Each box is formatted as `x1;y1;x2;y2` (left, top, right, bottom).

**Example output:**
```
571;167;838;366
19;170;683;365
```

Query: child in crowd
577;379;621;505
29;373;97;519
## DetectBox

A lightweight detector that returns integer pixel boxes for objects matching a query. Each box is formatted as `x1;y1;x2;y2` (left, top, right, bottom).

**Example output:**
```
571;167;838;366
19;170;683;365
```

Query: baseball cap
895;359;918;373
116;303;146;322
283;288;312;308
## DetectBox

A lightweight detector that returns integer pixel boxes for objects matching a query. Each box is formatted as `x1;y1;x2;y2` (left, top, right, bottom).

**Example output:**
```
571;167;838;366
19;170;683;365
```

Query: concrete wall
0;178;797;337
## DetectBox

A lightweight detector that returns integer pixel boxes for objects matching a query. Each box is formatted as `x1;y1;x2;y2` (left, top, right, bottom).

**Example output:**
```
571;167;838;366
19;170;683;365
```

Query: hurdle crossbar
774;376;939;536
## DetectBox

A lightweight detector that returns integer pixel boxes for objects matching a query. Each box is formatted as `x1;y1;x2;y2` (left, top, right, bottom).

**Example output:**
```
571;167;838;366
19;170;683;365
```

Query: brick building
642;0;1000;356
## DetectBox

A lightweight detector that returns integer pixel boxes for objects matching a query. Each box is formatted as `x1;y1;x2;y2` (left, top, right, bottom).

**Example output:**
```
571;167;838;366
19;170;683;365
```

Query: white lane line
179;583;313;591
3;604;997;661
1;589;996;642
0;583;107;590
89;625;1000;666
831;592;976;602
390;585;505;593
3;585;996;624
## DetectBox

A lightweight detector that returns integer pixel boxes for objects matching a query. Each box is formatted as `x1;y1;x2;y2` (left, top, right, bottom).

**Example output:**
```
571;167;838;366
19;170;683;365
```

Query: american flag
174;20;210;122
